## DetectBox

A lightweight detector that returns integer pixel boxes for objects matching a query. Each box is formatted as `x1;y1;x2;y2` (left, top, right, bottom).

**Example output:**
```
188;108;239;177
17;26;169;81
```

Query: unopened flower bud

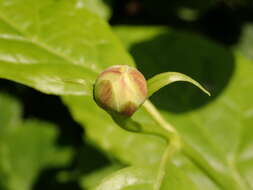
93;65;147;116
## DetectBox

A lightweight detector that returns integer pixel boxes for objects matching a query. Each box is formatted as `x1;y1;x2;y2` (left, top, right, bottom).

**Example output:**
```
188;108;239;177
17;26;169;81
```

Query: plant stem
143;100;181;190
153;135;180;190
143;100;177;137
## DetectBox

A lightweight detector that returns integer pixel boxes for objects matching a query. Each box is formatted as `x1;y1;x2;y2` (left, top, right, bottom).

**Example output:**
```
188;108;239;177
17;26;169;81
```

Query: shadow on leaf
130;31;235;113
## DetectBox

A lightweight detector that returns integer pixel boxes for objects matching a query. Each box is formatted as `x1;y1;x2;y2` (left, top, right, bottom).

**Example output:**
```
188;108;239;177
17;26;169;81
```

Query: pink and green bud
93;65;148;116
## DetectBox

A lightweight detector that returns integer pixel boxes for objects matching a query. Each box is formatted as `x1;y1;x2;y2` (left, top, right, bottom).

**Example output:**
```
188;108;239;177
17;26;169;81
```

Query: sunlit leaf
0;0;134;95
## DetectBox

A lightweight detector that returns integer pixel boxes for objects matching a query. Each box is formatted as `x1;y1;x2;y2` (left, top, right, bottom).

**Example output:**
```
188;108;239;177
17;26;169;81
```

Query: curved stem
153;135;180;190
143;100;176;135
143;100;181;190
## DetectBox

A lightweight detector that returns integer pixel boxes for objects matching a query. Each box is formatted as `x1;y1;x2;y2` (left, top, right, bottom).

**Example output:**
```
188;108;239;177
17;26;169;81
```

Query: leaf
80;164;123;190
82;0;111;20
0;94;73;190
167;54;253;190
115;26;253;189
116;26;235;112
62;95;166;165
147;72;210;97
64;26;253;190
0;2;252;189
0;93;21;137
236;24;253;61
0;0;134;95
113;26;168;50
94;166;156;190
93;163;201;190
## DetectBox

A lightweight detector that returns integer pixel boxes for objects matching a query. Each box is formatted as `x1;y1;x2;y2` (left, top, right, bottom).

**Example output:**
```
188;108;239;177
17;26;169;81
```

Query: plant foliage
0;0;252;190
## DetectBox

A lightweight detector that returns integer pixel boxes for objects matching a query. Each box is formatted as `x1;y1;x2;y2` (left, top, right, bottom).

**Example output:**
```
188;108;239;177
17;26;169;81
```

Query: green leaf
0;1;252;189
94;166;156;190
64;26;253;190
0;94;73;190
167;54;253;190
115;26;233;113
82;0;111;20
0;0;134;95
93;163;201;190
147;72;210;97
80;164;123;190
0;93;21;137
62;95;166;165
62;94;220;190
113;26;168;50
236;24;253;61
115;26;253;189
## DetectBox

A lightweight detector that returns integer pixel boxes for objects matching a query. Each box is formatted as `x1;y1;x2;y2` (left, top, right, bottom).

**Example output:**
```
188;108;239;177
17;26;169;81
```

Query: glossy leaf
0;1;252;189
115;26;253;190
80;164;123;190
65;26;253;190
0;0;134;95
62;95;166;165
93;163;201;190
166;54;253;190
94;166;156;190
83;0;111;20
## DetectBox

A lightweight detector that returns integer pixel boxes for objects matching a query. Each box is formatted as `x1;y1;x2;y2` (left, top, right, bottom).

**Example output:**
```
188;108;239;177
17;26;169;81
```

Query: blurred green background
0;0;253;189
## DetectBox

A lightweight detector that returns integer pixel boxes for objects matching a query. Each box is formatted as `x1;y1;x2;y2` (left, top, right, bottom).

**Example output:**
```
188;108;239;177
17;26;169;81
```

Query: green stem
144;100;250;190
143;100;181;190
143;101;174;131
153;135;180;190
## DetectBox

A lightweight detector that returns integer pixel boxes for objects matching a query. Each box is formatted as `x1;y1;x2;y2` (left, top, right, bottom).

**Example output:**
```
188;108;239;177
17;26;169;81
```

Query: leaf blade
0;0;134;95
147;72;210;97
0;94;73;190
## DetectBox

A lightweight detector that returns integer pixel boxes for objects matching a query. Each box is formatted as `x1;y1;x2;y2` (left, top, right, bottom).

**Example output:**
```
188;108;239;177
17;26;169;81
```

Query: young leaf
147;72;210;97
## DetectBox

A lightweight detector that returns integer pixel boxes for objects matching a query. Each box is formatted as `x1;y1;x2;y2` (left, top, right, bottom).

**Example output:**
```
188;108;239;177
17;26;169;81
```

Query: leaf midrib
178;104;251;190
0;12;99;75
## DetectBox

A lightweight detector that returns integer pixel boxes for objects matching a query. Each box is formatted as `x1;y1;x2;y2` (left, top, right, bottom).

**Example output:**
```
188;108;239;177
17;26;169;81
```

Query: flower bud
93;65;147;116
